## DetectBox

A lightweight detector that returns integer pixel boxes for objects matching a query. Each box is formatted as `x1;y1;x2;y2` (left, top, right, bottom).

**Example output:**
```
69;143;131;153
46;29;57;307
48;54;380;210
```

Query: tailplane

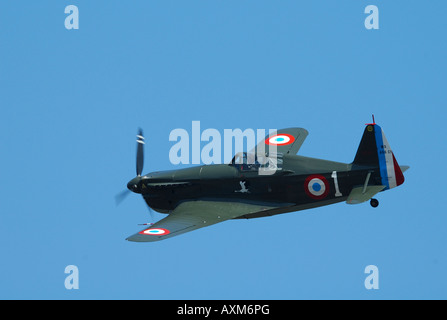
352;122;406;190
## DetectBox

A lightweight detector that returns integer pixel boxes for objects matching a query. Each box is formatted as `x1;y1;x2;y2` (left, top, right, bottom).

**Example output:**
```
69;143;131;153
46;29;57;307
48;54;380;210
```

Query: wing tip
126;234;166;242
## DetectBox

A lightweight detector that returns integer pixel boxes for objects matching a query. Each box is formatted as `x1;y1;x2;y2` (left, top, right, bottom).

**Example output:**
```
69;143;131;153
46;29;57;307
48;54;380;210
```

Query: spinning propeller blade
136;128;145;176
115;128;147;206
115;189;131;206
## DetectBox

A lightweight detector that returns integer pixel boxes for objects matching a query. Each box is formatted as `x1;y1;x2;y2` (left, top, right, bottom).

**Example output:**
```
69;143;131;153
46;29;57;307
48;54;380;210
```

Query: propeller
136;128;144;176
115;128;161;225
115;128;147;205
114;189;131;206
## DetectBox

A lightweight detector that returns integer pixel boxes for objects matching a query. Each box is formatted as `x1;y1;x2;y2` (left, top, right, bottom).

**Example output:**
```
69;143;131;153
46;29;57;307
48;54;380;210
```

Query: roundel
139;228;170;236
265;134;295;146
304;175;329;200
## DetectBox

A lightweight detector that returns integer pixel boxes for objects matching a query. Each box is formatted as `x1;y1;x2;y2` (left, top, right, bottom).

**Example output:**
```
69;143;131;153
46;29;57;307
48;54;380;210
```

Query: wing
252;128;309;156
126;200;284;242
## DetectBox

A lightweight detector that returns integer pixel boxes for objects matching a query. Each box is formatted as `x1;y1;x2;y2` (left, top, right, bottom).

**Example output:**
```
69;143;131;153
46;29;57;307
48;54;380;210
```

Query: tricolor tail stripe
374;125;404;190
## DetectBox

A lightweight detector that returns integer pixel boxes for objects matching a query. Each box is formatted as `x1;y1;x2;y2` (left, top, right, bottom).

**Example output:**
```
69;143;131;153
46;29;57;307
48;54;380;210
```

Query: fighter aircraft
119;120;409;242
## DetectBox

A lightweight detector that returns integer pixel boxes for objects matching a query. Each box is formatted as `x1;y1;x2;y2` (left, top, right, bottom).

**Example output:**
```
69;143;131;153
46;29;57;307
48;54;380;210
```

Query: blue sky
1;1;446;299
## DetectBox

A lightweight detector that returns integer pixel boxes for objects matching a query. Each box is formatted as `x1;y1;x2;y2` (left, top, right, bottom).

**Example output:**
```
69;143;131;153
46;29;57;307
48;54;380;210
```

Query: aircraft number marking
331;171;343;197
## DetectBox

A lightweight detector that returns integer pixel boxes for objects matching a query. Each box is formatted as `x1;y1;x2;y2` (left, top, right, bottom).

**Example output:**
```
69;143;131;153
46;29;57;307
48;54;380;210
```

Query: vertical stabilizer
353;123;405;190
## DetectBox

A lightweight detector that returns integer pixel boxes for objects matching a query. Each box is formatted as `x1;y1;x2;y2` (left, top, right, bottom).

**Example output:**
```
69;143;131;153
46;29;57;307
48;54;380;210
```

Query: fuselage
131;154;380;218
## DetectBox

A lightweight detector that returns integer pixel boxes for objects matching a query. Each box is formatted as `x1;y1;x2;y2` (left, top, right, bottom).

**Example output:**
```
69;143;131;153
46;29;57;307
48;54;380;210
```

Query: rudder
353;123;405;190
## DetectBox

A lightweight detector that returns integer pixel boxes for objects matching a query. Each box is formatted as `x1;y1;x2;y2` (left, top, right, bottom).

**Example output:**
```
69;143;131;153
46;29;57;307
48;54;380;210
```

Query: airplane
120;119;409;242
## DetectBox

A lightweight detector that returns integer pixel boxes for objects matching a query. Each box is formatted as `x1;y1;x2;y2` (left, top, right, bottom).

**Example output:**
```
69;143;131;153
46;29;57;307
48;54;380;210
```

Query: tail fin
352;123;405;190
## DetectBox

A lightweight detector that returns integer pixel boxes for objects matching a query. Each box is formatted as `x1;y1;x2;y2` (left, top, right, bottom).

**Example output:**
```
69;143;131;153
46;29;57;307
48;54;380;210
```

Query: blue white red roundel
139;228;170;236
304;175;329;200
265;134;295;146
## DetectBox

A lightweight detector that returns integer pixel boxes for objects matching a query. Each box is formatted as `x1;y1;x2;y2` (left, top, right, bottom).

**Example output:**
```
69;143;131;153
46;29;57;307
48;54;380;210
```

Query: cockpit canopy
229;152;283;172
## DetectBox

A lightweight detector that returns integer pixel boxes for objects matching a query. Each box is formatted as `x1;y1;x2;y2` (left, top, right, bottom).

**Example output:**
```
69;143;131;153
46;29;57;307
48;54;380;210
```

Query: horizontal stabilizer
346;185;386;205
400;165;410;173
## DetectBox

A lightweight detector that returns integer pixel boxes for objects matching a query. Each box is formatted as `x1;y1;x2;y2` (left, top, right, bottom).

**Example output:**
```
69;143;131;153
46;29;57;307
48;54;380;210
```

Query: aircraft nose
127;176;142;193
